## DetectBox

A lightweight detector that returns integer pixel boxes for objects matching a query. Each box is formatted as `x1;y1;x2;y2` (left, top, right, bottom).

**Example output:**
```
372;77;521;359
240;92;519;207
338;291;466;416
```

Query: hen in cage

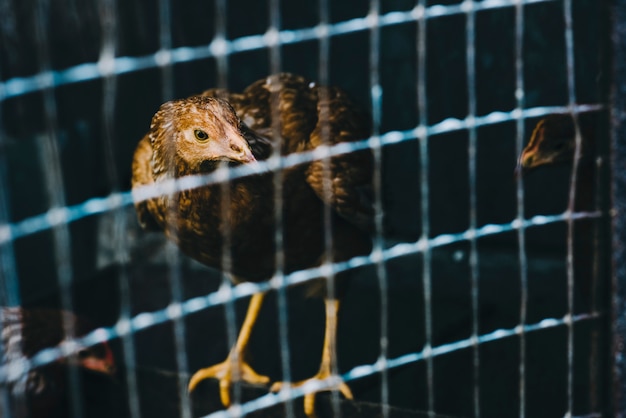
131;72;373;416
0;307;116;418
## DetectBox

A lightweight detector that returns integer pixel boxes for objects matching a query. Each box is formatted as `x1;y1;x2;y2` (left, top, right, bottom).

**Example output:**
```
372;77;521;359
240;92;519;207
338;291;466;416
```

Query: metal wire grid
0;0;610;417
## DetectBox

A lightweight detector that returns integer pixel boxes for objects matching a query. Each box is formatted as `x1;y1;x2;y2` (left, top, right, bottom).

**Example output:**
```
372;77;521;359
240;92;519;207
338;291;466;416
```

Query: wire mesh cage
0;0;615;417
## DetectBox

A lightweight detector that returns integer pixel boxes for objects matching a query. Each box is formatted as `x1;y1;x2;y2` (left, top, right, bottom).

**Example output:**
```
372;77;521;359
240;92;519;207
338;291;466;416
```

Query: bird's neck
151;153;208;182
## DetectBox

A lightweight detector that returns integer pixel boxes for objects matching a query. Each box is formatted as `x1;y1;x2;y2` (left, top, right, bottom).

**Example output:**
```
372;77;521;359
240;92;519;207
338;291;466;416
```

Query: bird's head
149;96;256;178
61;340;116;376
516;114;580;175
0;307;117;387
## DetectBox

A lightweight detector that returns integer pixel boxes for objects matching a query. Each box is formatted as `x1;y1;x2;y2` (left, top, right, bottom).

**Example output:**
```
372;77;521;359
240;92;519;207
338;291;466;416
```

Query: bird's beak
79;356;116;376
71;343;116;376
231;138;256;164
515;147;553;177
517;148;561;176
216;132;257;165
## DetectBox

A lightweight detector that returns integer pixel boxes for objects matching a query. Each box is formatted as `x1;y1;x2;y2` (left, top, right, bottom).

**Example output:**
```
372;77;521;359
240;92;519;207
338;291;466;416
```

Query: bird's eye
194;129;209;142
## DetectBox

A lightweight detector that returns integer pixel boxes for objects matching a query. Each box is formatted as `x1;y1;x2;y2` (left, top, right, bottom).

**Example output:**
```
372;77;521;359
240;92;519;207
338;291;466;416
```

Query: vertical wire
211;0;243;410
317;0;331;301
213;0;237;377
415;2;434;416
156;1;192;417
315;0;341;415
96;0;144;417
112;212;141;418
32;1;83;417
213;0;228;90
464;1;480;417
158;0;174;102
368;1;389;417
0;193;15;418
562;0;581;416
65;0;80;33
0;53;19;418
0;120;19;307
217;161;238;414
212;0;237;368
267;1;294;416
514;2;528;417
0;131;20;308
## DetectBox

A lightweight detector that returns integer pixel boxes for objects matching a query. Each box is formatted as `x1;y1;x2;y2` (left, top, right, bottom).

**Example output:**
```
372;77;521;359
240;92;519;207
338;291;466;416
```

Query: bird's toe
240;362;270;385
270;374;353;417
188;357;270;409
188;363;228;393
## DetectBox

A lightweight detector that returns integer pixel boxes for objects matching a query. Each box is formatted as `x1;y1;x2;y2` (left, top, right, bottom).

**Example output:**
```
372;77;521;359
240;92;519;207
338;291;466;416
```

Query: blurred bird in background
517;113;595;174
0;307;116;418
132;73;373;416
516;112;602;313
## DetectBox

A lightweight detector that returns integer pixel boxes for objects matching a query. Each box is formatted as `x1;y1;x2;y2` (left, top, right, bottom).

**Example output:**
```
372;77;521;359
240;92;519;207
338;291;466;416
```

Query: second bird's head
516;114;585;176
149;96;256;177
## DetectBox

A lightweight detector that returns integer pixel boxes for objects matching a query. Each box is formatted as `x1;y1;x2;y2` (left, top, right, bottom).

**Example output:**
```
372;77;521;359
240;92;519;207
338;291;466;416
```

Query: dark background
0;0;613;417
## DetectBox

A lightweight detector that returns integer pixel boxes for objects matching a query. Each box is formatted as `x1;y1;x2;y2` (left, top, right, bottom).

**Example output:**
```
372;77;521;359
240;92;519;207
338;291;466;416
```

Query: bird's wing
305;85;374;233
131;135;162;231
244;74;318;155
206;75;374;232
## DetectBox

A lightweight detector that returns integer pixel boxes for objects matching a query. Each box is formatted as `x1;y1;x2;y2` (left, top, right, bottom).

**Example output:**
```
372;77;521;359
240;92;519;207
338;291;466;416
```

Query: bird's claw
188;358;270;407
270;376;353;417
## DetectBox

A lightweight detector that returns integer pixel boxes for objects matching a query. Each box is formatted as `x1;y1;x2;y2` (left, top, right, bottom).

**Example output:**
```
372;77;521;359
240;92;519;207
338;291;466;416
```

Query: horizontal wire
202;311;600;418
0;103;604;245
0;205;604;385
0;0;559;101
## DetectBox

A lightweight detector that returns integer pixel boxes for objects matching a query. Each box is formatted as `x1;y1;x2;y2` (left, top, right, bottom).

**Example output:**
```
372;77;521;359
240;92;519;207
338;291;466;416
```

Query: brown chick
131;73;373;416
1;307;115;418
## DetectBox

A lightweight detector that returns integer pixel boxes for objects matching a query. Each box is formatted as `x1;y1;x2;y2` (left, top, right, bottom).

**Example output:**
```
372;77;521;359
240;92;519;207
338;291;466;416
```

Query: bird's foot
188;356;270;407
270;372;353;417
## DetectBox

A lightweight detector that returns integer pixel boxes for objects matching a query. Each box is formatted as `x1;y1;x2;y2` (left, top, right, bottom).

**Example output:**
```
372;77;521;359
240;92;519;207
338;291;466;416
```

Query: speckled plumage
132;73;374;413
132;73;373;285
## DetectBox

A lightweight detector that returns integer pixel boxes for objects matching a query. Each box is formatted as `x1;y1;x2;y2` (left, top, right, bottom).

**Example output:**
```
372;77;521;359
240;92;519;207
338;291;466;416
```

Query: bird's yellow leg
188;292;270;407
271;298;353;417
